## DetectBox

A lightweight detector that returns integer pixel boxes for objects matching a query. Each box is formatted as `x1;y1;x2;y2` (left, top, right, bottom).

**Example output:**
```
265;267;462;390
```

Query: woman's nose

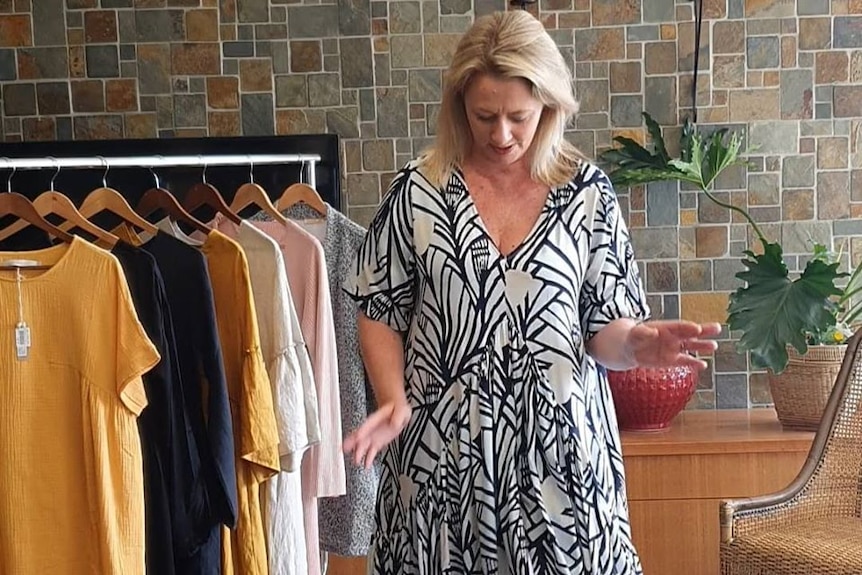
491;121;511;144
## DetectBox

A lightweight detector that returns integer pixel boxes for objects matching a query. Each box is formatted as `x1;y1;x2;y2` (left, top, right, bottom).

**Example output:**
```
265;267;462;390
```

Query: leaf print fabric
346;160;649;575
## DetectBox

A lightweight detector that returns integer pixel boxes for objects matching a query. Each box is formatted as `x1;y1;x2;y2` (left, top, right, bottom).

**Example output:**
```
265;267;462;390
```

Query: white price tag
13;269;31;360
15;324;30;360
15;323;30;347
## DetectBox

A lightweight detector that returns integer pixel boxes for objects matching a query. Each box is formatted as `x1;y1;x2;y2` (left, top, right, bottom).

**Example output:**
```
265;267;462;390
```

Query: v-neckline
454;169;554;260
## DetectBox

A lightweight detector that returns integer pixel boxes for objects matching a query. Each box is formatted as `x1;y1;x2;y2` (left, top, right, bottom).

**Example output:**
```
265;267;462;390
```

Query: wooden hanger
76;187;159;236
136;168;211;234
0;192;74;247
275;162;327;216
275;182;327;216
229;160;289;225
0;191;119;248
68;160;158;236
182;162;241;225
0;164;118;247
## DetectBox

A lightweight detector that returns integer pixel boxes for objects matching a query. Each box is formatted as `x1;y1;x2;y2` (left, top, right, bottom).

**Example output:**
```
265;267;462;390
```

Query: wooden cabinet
327;409;814;575
622;409;814;575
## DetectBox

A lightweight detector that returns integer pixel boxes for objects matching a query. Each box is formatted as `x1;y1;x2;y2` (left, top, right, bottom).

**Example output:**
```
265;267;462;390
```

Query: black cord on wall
691;0;705;123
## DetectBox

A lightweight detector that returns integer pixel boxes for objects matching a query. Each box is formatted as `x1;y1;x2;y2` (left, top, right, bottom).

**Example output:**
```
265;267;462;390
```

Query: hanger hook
98;156;109;188
300;160;307;184
149;165;160;189
49;157;60;191
3;158;14;193
5;167;14;194
248;155;255;185
198;155;208;185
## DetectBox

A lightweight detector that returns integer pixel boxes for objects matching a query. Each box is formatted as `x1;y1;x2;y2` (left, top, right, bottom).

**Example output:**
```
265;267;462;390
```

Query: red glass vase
607;366;697;432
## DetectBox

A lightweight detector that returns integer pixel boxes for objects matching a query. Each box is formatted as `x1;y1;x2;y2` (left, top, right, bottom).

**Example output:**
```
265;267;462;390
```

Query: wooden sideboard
328;409;815;575
622;408;814;575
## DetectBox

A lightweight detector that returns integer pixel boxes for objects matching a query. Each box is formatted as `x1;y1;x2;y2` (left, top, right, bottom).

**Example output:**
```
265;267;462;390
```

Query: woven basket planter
767;344;847;431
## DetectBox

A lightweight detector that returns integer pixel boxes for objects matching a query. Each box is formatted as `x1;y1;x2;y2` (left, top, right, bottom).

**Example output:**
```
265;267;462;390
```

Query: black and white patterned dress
346;160;649;575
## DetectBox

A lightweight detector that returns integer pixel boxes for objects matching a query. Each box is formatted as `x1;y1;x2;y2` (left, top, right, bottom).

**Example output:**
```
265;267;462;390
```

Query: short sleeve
239;346;281;481
578;166;650;340
345;167;417;332
113;259;161;415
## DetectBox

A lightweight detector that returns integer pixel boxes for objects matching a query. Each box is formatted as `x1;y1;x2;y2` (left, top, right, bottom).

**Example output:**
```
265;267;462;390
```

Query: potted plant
599;113;862;430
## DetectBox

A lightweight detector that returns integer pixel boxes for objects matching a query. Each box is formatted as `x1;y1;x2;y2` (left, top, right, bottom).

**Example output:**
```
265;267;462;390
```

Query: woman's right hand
343;399;412;469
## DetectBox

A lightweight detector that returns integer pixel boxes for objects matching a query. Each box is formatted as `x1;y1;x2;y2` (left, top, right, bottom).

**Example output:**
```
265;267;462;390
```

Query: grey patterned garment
251;204;380;556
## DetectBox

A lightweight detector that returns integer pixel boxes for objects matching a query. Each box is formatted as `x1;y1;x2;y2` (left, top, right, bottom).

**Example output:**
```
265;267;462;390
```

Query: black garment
142;231;237;575
0;226;56;250
0;228;105;250
111;242;199;575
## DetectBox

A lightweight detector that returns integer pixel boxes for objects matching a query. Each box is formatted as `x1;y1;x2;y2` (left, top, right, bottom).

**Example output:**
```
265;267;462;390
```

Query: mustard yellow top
199;230;280;575
0;237;159;574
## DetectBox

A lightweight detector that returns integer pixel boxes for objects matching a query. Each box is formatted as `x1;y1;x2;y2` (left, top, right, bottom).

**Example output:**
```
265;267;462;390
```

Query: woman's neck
462;154;532;183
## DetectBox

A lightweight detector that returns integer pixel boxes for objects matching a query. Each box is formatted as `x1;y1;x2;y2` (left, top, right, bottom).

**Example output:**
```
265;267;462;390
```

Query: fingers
698;322;722;337
648;319;722;339
345;424;375;467
351;435;373;468
343;405;392;457
681;338;718;355
343;401;412;468
677;352;709;372
665;320;709;338
363;446;380;470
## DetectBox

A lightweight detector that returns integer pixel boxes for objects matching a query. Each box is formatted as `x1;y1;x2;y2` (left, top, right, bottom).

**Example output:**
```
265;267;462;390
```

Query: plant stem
701;186;768;246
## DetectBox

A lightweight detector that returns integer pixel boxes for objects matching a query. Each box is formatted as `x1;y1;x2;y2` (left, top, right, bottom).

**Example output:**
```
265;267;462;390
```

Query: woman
345;10;719;574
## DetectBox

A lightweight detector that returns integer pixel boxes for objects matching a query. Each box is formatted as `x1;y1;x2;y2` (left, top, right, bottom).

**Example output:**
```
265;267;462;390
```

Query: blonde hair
419;10;586;188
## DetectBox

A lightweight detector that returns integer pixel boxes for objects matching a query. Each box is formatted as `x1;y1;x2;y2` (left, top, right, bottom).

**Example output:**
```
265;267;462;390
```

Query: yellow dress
0;237;159;574
200;230;281;575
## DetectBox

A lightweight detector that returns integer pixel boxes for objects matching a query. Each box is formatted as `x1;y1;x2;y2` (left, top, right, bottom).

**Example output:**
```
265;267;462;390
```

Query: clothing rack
0;154;321;189
0;135;342;210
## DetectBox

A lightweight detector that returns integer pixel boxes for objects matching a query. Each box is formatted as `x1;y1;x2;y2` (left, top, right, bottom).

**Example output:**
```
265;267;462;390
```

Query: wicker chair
720;330;862;575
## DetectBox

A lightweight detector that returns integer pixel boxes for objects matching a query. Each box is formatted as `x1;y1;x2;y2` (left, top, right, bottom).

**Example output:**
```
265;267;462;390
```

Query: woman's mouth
492;144;515;155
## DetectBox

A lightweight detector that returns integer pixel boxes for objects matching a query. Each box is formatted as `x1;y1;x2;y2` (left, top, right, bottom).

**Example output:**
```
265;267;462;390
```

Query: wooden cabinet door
629;499;721;575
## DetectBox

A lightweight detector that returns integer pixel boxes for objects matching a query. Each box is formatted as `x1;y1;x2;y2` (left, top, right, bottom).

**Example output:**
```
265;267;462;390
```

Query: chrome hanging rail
0;153;321;188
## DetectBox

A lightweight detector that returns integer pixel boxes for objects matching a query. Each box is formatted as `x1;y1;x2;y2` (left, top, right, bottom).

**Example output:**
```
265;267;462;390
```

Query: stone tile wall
1;0;861;408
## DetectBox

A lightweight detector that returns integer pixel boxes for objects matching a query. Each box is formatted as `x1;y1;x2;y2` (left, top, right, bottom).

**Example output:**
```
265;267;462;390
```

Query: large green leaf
704;129;745;188
604;165;696;188
600;112;691;187
603;135;674;169
669;129;747;190
727;242;844;373
838;255;862;324
644;112;670;164
602;112;749;192
680;117;695;163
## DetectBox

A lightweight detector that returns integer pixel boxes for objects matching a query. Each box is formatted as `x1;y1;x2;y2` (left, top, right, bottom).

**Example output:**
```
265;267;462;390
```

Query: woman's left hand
626;320;722;371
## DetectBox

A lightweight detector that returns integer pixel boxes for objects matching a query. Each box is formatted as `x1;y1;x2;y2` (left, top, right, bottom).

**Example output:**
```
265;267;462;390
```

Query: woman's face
463;73;545;169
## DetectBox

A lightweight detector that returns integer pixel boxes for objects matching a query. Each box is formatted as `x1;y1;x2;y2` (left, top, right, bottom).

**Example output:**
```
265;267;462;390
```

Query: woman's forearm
358;312;409;406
